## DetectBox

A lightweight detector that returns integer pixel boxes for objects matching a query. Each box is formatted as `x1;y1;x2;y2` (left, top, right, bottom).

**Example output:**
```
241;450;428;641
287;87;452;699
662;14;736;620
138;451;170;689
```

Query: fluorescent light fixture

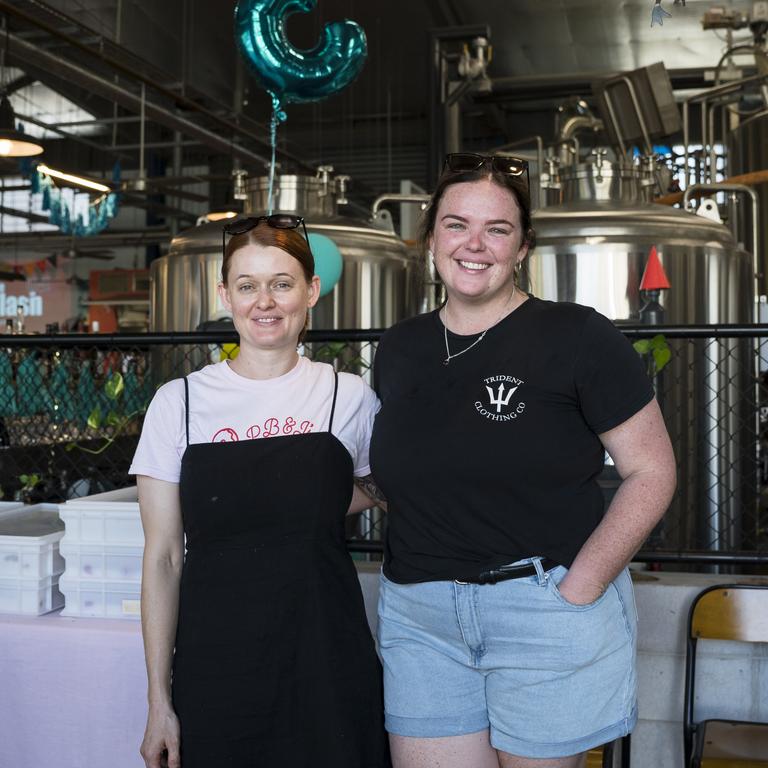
37;164;111;193
0;95;43;157
205;211;239;222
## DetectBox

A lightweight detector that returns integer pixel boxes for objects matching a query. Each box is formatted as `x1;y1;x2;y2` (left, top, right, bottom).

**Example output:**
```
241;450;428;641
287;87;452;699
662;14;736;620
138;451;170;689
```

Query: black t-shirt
371;296;655;584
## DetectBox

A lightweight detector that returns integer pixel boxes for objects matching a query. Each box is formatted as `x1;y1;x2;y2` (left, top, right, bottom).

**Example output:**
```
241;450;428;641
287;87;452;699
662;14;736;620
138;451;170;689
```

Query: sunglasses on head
221;214;310;253
443;153;529;188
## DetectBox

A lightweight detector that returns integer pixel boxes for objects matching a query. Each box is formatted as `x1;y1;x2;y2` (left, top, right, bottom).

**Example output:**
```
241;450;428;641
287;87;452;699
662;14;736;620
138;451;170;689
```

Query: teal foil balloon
235;0;367;108
309;233;343;297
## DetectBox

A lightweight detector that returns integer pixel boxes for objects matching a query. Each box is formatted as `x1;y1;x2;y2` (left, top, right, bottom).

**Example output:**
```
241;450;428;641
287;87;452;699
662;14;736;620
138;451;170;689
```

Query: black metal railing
0;325;767;570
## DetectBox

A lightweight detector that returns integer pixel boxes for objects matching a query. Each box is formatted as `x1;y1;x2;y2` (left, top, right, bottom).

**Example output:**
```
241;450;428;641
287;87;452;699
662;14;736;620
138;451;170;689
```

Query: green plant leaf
19;473;40;490
653;346;671;372
633;340;651;355
87;406;102;430
106;411;121;427
650;334;667;349
104;372;124;400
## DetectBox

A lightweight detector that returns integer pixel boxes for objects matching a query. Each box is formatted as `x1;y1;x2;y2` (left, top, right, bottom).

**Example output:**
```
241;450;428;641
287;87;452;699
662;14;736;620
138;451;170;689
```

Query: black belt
455;558;558;585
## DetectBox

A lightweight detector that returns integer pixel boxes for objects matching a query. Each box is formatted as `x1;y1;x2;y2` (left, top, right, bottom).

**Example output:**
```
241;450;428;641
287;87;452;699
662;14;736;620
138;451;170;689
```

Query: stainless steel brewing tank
150;216;419;332
528;187;754;554
728;110;768;295
530;201;749;323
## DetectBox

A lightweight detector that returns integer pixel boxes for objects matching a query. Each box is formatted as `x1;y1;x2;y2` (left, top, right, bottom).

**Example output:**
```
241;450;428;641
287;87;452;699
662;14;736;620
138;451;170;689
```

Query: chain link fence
0;326;766;568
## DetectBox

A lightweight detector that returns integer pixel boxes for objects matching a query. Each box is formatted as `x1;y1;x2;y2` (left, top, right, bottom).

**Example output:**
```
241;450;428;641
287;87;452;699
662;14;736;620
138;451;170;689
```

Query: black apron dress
172;372;389;767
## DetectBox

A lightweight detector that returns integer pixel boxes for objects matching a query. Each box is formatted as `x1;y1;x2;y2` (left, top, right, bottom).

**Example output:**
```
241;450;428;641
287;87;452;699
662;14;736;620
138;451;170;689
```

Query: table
0;611;146;768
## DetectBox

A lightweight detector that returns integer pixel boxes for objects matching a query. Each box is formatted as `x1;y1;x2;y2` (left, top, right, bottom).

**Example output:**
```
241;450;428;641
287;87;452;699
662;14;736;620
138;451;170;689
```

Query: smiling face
429;177;529;306
218;244;320;353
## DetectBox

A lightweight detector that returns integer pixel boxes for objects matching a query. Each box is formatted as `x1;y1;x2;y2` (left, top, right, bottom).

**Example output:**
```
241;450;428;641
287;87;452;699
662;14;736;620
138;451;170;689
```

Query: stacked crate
0;503;65;615
58;486;143;620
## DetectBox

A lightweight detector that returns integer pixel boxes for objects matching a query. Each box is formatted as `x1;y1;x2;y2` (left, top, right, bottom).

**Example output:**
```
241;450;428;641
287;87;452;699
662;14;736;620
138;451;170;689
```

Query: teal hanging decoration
122;367;140;413
48;359;76;421
17;354;52;417
76;365;98;427
123;366;153;415
234;0;367;212
28;165;120;237
0;353;17;417
235;0;367;110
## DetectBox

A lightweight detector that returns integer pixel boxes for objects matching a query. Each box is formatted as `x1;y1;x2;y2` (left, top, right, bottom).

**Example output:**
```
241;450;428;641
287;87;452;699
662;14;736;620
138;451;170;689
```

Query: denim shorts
377;558;637;759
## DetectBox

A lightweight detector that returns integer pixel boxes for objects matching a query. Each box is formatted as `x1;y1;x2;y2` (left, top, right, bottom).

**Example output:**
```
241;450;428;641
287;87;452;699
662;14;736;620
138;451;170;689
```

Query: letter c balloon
235;0;367;107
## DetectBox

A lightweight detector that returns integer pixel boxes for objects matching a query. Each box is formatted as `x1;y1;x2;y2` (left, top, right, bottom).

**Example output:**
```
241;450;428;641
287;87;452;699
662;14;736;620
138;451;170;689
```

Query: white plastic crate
59;540;143;582
0;504;64;580
59;574;141;619
0;501;25;517
0;573;63;614
59;486;143;547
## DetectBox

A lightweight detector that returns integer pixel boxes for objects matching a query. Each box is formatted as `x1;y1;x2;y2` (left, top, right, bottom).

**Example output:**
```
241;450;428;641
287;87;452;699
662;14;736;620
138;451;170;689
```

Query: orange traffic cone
640;245;670;291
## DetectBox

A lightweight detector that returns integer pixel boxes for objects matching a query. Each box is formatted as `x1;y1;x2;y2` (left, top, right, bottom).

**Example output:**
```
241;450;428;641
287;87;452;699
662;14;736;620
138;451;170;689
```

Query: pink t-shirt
129;357;379;484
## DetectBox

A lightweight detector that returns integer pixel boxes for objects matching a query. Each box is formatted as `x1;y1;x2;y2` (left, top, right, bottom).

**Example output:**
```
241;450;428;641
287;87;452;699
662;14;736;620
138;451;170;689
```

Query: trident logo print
486;382;518;413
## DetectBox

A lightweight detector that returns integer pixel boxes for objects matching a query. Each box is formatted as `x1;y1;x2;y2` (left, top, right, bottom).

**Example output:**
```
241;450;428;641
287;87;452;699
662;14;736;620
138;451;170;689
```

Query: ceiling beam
7;30;280;171
0;205;50;224
0;227;171;250
0;1;313;171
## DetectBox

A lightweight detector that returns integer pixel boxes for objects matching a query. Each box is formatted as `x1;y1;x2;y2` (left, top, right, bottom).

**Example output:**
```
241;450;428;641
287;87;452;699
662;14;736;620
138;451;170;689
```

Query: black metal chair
683;584;768;768
587;735;631;768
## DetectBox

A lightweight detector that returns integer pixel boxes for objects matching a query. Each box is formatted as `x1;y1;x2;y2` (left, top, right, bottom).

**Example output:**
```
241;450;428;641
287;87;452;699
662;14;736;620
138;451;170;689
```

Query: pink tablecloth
0;611;146;768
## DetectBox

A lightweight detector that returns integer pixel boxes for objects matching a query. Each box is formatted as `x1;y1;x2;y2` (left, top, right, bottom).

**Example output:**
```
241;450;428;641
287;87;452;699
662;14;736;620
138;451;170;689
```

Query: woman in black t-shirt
369;153;676;768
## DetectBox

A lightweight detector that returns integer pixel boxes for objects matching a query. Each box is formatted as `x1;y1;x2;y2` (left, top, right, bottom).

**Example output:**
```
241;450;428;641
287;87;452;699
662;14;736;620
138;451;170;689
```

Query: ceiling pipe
0;1;312;170
0;227;171;249
5;30;280;170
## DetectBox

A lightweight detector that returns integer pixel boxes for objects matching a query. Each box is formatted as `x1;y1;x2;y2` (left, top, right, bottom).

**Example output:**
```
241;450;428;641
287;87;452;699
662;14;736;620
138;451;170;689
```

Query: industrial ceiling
0;0;758;252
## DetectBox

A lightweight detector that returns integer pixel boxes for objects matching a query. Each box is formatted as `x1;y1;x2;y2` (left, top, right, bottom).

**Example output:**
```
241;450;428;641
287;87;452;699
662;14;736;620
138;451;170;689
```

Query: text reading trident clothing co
475;375;526;422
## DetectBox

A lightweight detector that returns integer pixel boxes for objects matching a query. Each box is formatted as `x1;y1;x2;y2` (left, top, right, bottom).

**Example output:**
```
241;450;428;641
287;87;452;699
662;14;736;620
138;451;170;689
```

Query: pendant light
0;93;43;157
0;15;42;157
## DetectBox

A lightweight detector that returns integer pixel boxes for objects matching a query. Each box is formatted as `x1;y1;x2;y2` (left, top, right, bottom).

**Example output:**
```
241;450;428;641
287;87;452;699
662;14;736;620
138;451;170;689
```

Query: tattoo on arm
354;474;387;505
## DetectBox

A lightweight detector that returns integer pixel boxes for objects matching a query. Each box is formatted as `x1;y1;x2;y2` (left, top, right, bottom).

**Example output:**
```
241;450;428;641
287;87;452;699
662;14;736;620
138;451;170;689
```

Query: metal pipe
1;17;311;170
0;228;171;249
684;72;768;184
14;111;132;162
490;135;545;202
139;83;146;185
428;25;492;184
554;137;580;166
701;99;708;184
5;31;274;168
683;100;690;191
344;540;768;563
372;193;431;216
0;0;288;158
683;183;760;315
631;551;768;565
6;324;768;347
0;329;389;347
687;72;768;103
616;75;653;156
601;89;628;158
558;114;603;142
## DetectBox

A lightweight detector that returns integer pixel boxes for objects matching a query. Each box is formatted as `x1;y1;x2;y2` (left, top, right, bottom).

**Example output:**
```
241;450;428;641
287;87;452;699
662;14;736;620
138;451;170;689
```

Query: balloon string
267;110;277;215
267;95;287;215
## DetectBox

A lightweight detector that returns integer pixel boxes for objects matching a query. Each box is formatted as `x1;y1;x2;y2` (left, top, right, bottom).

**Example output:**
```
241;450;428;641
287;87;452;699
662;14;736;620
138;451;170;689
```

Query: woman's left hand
561;398;676;598
555;571;606;606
